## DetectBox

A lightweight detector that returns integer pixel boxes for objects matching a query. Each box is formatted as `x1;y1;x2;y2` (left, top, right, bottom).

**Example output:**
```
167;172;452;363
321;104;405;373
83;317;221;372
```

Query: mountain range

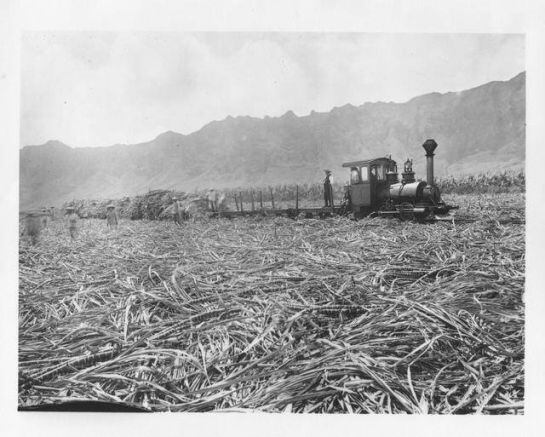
20;72;525;210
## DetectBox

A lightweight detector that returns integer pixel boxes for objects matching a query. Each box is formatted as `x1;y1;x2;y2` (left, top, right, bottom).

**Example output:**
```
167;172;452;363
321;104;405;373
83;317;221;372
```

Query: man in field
65;206;79;240
106;204;119;229
172;197;182;225
323;170;334;207
40;207;49;228
216;192;226;213
206;189;226;214
207;189;217;212
183;200;199;222
23;212;43;246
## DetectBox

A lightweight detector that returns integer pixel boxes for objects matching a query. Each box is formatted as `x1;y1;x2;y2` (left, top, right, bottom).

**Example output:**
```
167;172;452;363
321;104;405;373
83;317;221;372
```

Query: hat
107;204;115;209
324;169;332;174
172;196;177;200
65;206;75;211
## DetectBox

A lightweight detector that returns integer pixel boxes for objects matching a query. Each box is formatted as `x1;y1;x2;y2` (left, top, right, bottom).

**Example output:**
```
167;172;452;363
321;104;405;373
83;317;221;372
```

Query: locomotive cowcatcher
341;139;456;221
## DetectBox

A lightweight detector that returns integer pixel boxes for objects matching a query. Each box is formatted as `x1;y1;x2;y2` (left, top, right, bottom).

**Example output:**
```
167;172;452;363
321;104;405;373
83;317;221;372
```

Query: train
341;139;456;220
22;139;456;225
208;138;456;221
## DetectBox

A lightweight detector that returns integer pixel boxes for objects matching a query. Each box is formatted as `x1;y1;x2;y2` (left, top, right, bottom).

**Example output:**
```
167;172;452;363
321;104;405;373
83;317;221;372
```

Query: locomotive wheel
398;203;415;221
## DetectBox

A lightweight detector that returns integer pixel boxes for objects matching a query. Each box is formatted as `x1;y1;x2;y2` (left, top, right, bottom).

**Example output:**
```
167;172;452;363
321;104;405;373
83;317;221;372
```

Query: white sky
20;32;524;147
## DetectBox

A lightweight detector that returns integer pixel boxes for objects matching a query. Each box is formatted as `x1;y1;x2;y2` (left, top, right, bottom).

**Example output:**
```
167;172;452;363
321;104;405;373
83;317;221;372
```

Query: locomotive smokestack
422;139;438;185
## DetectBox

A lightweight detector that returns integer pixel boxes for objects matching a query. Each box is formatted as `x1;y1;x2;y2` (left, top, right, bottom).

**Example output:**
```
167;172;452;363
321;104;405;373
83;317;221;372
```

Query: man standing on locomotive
323;170;334;207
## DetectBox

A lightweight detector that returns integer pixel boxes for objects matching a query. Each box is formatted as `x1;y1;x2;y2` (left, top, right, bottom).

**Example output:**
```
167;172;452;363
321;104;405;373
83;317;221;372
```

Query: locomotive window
360;166;368;182
376;165;386;181
350;167;360;184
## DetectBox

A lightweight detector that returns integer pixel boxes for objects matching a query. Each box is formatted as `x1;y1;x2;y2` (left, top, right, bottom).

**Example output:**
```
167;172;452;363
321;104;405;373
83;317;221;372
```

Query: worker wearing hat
323;169;334;207
65;206;79;240
207;189;218;212
40;207;49;228
106;204;119;229
172;196;181;225
23;211;43;246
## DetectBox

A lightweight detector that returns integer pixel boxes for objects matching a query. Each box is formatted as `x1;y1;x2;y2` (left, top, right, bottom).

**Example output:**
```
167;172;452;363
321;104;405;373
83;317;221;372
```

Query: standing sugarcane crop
65;206;79;241
105;204;119;229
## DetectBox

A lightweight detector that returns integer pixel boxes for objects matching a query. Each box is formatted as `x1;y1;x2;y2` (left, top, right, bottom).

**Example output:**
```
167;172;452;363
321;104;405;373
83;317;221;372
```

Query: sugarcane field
14;29;533;427
18;189;525;413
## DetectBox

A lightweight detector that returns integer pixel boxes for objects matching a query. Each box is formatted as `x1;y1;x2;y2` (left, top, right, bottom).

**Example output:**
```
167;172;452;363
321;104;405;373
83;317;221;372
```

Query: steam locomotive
341;139;455;220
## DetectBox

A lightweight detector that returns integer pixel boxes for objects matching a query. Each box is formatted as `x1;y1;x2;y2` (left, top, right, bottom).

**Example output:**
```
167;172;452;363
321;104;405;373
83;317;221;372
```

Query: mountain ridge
20;72;525;209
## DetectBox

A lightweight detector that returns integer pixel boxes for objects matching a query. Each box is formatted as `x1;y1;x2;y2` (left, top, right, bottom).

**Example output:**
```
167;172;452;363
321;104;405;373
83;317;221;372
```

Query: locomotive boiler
342;139;455;220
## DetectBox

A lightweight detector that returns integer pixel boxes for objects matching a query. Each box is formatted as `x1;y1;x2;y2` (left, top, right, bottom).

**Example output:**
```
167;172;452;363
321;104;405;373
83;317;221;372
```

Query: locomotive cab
342;157;396;218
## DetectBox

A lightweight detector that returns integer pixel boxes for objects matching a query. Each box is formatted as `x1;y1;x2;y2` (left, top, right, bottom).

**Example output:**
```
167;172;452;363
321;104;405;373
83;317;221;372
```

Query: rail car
342;139;456;221
216;139;456;221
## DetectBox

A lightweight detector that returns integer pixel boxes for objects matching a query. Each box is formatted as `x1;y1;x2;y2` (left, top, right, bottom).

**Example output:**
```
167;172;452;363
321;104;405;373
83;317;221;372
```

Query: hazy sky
20;32;524;148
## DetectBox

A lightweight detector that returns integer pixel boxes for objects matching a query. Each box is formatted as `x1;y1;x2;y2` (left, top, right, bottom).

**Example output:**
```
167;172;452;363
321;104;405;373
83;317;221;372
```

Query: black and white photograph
2;0;545;436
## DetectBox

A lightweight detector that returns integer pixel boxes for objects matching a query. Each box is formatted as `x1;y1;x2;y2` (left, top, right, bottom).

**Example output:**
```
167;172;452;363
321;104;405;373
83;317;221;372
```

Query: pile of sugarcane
62;190;211;221
18;193;524;413
62;198;132;219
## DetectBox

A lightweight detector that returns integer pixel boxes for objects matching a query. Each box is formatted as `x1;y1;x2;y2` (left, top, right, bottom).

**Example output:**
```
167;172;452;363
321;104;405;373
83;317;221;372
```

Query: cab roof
342;157;395;168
